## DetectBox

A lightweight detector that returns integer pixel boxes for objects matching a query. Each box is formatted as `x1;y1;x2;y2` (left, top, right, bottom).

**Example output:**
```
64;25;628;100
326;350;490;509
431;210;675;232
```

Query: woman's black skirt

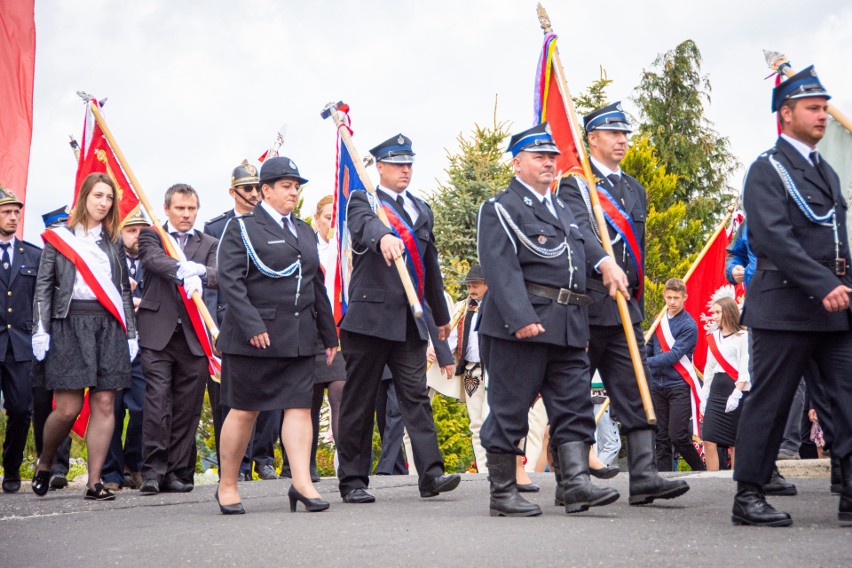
702;372;747;447
221;353;314;411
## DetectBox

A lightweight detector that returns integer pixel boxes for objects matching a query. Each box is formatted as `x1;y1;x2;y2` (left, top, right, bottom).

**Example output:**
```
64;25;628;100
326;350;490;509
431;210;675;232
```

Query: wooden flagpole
537;4;655;424
764;50;852;133
321;102;424;320
83;97;220;340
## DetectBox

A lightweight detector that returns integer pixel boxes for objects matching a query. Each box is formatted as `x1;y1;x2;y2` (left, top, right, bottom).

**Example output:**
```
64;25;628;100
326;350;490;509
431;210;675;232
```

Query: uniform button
6;324;10;329
573;284;577;290
297;255;302;259
504;324;509;329
782;280;788;285
6;291;10;296
362;295;367;299
295;312;299;317
6;308;11;313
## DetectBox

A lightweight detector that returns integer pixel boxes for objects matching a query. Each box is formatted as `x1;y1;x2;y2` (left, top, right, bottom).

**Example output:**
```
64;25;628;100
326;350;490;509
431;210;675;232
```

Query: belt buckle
556;288;570;305
836;258;847;276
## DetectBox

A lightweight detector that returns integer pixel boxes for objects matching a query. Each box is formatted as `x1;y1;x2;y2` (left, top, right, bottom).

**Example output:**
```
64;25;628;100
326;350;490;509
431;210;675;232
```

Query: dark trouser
375;380;408;475
780;378;806;454
102;357;146;484
140;330;208;484
337;324;443;495
735;329;852;485
480;336;595;456
1;354;33;479
651;383;704;471
586;323;653;433
31;386;71;474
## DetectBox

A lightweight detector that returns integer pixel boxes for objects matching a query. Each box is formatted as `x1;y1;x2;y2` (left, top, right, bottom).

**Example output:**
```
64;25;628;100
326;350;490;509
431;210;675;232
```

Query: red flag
0;0;36;233
682;217;745;372
533;33;583;179
74;101;139;223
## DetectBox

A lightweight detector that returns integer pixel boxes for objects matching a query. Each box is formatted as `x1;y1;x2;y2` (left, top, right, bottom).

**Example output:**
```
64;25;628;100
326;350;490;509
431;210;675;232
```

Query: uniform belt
525;282;593;306
757;257;837;271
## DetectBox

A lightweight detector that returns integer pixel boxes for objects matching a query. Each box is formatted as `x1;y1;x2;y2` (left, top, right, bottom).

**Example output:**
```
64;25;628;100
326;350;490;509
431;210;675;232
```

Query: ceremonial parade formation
1;5;851;557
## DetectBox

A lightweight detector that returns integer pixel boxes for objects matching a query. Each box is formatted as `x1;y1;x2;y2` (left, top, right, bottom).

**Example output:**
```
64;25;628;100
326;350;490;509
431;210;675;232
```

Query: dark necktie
0;243;10;280
127;256;138;278
607;174;625;205
172;232;188;250
396;195;414;226
810;151;831;188
283;216;298;239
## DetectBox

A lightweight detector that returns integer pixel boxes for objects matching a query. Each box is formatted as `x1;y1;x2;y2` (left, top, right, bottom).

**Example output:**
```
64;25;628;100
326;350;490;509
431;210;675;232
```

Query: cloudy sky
21;0;852;241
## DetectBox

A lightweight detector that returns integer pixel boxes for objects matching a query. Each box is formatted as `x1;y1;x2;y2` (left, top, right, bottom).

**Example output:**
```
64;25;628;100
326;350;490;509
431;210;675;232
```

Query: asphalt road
0;472;848;567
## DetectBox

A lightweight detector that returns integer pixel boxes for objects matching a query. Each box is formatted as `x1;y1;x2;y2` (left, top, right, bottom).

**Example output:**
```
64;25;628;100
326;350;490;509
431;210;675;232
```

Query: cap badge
246;165;257;175
523;196;533;207
397;135;405;145
289;160;297;170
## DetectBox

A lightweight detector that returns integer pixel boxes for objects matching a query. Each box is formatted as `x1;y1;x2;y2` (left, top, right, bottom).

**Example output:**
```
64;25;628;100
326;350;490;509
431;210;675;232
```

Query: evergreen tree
634;39;738;229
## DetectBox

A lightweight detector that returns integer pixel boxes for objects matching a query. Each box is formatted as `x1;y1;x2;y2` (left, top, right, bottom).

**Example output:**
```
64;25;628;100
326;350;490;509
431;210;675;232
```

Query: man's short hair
164;183;200;208
664;278;687;294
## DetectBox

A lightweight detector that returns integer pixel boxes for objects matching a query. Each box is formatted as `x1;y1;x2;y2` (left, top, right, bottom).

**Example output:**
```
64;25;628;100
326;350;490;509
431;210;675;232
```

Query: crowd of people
0;64;849;526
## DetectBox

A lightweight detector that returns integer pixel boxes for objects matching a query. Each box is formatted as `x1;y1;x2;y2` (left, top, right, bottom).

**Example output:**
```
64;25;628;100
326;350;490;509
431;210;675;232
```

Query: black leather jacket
32;226;137;338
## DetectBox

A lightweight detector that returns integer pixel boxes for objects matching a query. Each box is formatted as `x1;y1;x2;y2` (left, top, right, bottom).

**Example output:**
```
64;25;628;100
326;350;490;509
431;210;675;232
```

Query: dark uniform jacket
559;164;646;325
203;210;236;326
33;227;136;338
136;227;218;355
339;189;450;341
742;136;852;332
216;204;337;358
0;238;40;362
476;178;606;348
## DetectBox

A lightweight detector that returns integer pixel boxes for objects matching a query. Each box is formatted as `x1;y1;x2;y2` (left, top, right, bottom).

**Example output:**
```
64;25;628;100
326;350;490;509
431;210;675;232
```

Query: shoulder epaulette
204;212;229;226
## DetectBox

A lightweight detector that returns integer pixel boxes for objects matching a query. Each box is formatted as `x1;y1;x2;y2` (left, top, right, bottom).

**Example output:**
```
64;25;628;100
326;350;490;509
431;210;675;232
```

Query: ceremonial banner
0;0;36;229
332;113;366;320
817;116;852;249
533;32;583;179
74;100;140;223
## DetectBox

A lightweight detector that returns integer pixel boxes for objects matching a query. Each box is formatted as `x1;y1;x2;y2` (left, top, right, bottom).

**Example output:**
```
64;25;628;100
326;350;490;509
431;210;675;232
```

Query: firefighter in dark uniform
0;186;41;493
204;160;279;481
476;123;627;517
734;66;852;526
336;134;460;504
558;102;690;505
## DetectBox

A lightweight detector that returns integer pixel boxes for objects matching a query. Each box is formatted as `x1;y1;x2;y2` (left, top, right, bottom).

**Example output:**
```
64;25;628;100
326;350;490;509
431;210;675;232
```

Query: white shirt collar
377;186;411;203
260;200;291;226
516;177;555;208
74;222;103;239
164;221;195;237
780;133;816;165
0;236;16;247
590;156;622;179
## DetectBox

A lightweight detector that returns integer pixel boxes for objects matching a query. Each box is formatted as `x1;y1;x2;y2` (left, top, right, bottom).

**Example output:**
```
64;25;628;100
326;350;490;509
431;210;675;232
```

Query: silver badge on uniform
523;196;533;206
537;235;547;245
556;198;565;208
397;135;405;145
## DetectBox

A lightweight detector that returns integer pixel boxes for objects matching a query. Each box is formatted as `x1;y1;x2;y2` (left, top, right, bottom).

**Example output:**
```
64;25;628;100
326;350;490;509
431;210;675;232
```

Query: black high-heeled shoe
288;485;329;512
32;470;51;497
214;488;245;515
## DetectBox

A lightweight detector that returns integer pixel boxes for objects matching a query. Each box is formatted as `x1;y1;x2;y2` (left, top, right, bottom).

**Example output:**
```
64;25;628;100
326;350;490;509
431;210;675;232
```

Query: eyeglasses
237;185;260;194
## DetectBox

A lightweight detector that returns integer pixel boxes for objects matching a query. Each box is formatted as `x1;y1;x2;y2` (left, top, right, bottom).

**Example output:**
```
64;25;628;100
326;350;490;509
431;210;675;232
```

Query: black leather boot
551;446;564;506
627;430;690;505
556;442;619;514
732;482;792;526
840;454;851;523
830;453;841;495
487;453;541;517
762;465;797;496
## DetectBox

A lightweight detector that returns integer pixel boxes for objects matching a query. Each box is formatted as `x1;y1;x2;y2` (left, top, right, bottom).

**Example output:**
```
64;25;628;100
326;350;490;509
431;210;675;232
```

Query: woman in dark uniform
701;296;750;470
215;157;337;514
31;172;136;501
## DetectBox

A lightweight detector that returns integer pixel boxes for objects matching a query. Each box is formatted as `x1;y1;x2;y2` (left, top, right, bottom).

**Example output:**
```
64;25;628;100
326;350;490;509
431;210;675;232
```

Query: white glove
128;337;139;362
177;261;207;280
183;274;203;299
725;389;743;413
32;330;51;361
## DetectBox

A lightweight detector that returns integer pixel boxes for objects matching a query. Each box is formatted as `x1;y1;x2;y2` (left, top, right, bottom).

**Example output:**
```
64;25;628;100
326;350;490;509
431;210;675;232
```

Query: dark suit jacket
0;239;41;362
559;165;646;325
476;178;604;348
743;136;852;332
136;226;219;355
215;205;337;357
339;189;450;341
203;210;236;326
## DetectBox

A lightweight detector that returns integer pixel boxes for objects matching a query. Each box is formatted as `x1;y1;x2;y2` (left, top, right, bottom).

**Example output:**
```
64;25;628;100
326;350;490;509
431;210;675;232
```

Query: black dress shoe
2;478;21;494
763;467;797;496
31;471;51;497
420;474;461;498
590;465;620;479
49;474;69;490
256;464;278;480
516;482;540;493
84;483;116;501
215;488;245;515
163;479;193;493
341;488;375;503
139;479;160;495
732;483;792;526
289;485;329;512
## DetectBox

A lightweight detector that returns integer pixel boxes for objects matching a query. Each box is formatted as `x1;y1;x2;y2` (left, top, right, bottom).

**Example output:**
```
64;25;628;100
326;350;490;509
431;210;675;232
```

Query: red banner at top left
0;0;36;231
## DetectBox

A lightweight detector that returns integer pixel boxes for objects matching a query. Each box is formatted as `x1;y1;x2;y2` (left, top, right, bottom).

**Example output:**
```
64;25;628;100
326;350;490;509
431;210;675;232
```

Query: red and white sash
42;228;127;332
162;231;221;379
655;314;703;437
706;331;739;381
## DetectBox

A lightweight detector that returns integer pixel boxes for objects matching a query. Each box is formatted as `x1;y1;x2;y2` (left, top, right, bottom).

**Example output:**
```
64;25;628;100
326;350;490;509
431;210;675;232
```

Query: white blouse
703;329;750;391
71;223;112;301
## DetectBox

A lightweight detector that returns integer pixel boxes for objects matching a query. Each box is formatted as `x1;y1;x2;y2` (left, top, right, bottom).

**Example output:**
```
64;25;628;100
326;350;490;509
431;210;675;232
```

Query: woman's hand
249;332;270;349
325;346;338;365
